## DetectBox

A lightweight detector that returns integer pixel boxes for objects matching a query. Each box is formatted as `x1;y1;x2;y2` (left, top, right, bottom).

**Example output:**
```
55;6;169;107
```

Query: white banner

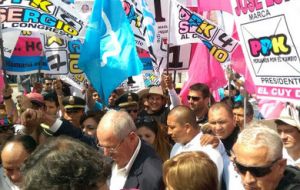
232;0;300;102
0;0;86;39
170;0;238;63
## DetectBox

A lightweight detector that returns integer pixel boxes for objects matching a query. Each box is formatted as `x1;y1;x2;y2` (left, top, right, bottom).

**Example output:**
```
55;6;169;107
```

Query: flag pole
166;0;172;75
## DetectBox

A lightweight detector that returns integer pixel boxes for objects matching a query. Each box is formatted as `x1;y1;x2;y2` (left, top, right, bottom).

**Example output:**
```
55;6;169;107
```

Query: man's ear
277;159;287;175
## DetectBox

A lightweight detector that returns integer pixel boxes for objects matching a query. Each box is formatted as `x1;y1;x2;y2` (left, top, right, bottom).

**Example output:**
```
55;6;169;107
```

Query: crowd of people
0;73;300;190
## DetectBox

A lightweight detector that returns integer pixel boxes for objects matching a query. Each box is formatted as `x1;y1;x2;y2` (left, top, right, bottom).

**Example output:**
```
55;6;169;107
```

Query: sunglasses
136;116;155;124
187;95;201;101
233;157;279;177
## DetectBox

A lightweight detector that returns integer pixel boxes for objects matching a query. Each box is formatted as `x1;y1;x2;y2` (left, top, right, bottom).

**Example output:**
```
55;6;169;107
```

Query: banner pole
166;0;172;75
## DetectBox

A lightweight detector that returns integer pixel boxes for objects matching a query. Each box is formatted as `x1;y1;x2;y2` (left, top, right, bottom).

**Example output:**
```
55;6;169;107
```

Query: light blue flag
78;0;143;104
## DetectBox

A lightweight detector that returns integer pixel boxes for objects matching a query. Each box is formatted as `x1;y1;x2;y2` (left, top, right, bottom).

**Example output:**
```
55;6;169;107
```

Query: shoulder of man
277;166;300;190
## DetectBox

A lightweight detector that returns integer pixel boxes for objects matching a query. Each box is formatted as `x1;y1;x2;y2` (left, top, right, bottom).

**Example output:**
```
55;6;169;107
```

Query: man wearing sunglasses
232;127;300;190
62;96;86;128
187;83;211;126
115;92;139;122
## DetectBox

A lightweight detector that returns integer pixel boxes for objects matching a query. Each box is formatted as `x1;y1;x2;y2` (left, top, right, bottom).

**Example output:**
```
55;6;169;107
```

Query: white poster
232;0;300;102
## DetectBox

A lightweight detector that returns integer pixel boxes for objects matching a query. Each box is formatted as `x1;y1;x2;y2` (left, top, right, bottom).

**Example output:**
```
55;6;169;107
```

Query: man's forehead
233;143;270;164
1;142;28;160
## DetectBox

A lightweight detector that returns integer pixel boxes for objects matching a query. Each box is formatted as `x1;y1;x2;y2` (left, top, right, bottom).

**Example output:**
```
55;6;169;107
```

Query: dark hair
220;96;235;108
80;111;104;125
43;78;53;83
136;116;158;135
43;92;59;107
1;135;37;154
21;136;111;190
233;101;254;118
189;83;210;98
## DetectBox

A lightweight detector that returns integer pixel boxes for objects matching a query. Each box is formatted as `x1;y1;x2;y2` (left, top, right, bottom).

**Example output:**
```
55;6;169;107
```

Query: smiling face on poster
232;0;300;102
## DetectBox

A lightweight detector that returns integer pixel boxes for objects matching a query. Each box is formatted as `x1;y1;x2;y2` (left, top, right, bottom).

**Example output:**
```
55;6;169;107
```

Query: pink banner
256;86;300;101
13;37;43;56
198;0;233;14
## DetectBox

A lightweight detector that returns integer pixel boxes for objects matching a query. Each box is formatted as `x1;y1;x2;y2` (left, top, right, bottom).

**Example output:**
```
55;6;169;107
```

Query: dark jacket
54;119;97;148
123;141;164;190
276;166;300;190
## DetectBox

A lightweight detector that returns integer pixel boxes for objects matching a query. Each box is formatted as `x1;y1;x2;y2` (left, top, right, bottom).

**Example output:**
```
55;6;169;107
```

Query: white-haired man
97;110;163;190
232;127;300;190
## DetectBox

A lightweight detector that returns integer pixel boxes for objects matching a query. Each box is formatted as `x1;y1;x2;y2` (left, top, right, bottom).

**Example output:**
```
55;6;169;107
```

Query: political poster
232;0;300;102
4;31;50;75
0;0;86;39
41;34;86;88
169;0;239;63
146;0;192;72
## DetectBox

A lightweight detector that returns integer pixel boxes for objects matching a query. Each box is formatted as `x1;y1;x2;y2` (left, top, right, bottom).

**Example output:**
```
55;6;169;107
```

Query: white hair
236;126;283;161
98;110;136;140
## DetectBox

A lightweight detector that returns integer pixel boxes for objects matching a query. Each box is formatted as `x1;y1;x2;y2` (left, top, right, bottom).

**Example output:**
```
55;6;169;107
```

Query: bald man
0;135;37;190
167;105;224;179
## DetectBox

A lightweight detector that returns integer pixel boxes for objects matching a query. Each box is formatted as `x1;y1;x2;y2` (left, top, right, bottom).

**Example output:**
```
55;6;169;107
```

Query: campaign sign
232;0;300;102
0;0;86;39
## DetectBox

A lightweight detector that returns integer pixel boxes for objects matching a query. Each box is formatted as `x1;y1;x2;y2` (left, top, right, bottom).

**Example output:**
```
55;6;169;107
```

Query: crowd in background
0;72;300;190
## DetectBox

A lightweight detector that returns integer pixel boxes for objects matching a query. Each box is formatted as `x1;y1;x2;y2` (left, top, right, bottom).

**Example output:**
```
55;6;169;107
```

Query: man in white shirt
167;105;223;178
275;106;300;168
97;110;164;190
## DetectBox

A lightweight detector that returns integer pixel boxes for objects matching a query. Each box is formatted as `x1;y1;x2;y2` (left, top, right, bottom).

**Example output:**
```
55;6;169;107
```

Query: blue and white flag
78;0;143;104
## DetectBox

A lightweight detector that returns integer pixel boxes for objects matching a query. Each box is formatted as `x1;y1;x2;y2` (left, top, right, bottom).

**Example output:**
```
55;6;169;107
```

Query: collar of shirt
182;132;203;149
110;139;141;190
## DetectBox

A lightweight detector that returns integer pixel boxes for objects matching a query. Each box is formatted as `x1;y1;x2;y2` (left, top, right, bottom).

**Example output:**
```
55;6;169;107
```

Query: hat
26;92;45;107
63;96;86;109
147;86;165;98
137;88;149;99
115;92;139;108
275;107;300;130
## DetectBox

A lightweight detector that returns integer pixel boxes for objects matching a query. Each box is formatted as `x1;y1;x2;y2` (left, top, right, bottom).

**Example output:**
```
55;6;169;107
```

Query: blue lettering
23;9;39;23
40;14;56;26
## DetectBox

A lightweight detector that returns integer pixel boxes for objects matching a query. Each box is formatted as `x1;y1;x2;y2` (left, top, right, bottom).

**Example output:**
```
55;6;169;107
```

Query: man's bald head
168;105;198;128
1;135;37;185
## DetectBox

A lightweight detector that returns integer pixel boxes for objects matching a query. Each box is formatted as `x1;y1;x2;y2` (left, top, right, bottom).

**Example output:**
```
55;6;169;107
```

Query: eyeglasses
233;157;280;177
187;95;201;101
97;138;124;154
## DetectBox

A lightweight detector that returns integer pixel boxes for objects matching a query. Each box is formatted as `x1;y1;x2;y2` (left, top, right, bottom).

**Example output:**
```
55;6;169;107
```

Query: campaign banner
232;0;300;102
0;0;86;39
41;34;86;87
170;0;238;63
146;0;191;73
4;31;50;75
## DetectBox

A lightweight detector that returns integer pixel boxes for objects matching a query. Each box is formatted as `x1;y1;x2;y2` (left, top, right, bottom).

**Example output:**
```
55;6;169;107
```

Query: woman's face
137;126;156;145
82;117;98;137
